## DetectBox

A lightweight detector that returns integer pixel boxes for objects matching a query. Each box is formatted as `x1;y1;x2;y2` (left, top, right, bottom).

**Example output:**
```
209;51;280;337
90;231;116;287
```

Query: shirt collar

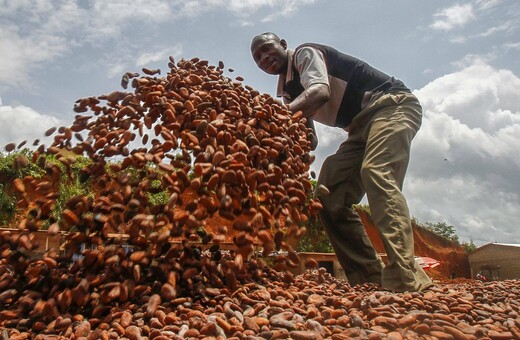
276;49;294;99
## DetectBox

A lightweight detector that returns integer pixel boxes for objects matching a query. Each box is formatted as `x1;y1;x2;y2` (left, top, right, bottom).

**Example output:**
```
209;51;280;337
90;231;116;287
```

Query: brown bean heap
0;58;322;333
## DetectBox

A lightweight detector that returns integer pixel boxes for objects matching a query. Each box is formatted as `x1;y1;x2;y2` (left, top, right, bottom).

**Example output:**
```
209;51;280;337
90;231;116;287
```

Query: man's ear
280;39;288;50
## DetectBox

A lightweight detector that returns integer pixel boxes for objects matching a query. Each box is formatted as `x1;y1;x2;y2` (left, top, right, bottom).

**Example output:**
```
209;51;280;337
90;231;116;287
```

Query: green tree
296;215;334;253
462;239;477;253
426;221;459;242
0;149;46;180
0;184;16;225
296;179;334;253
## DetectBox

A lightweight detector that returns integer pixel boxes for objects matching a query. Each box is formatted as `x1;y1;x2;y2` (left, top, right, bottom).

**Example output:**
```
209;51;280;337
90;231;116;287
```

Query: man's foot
381;281;435;293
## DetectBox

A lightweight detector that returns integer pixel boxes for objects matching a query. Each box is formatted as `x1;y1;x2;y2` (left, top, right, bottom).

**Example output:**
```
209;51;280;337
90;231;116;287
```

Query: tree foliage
462;239;477;253
296;216;334;253
0;149;46;180
425;221;459;243
0;183;16;225
296;180;334;253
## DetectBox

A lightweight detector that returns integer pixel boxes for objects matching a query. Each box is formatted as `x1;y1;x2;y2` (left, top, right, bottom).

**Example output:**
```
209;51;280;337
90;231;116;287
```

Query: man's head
251;32;289;75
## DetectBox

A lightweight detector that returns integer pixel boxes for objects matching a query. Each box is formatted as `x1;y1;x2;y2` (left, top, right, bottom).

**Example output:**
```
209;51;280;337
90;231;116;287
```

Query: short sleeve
293;47;329;89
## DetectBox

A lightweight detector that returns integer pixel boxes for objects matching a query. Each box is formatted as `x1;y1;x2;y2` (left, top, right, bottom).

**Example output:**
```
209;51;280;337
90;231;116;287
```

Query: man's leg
360;92;433;292
317;139;384;286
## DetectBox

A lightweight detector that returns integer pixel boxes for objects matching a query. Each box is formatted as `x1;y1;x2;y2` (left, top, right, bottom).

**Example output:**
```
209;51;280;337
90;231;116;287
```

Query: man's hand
284;103;318;150
308;132;318;151
305;117;318;151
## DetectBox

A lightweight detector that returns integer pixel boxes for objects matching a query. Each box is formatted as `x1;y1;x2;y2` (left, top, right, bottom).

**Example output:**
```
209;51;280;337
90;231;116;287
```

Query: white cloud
174;0;316;21
100;44;184;80
135;44;184;67
0;0;53;17
450;36;467;44
430;4;476;31
205;0;316;17
418;60;520;131
477;20;516;37
408;175;519;244
409;60;520;244
0;0;318;91
315;123;348;149
475;0;503;11
0;24;68;90
87;0;173;41
0;104;61;149
503;42;520;50
258;0;316;22
311;123;347;175
106;60;131;80
0;0;86;89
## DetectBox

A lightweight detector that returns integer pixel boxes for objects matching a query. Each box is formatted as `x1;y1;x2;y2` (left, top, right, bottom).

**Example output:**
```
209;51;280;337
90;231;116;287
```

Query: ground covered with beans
2;270;520;339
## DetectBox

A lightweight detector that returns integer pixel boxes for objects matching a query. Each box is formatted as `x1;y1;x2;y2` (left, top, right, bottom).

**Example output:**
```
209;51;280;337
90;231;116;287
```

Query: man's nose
260;53;269;64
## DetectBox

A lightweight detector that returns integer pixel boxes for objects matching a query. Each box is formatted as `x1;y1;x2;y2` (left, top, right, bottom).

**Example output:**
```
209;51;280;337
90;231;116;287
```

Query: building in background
468;243;520;280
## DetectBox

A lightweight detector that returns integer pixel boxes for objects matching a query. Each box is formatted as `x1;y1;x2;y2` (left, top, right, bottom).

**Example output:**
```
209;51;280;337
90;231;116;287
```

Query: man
250;32;433;292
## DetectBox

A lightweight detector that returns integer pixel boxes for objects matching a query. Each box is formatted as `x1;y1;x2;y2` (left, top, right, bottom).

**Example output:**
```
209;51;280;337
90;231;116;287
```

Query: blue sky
1;0;519;246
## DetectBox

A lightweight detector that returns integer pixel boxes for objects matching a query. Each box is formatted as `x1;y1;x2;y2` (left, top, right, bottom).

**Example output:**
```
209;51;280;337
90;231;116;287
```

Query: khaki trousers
316;92;433;292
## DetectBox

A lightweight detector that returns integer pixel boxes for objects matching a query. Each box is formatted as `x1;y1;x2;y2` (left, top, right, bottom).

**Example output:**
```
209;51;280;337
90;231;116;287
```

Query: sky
1;0;519;246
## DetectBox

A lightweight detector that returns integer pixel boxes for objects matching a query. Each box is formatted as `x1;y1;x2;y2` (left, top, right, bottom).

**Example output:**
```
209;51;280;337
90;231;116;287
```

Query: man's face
251;36;288;75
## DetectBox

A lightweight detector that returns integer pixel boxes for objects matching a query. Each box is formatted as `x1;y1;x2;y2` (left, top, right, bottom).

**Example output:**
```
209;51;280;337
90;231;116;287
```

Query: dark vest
284;43;410;127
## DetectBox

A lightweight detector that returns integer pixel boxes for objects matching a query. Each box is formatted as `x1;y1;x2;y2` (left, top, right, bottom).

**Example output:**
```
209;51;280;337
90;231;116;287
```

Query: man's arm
286;46;330;118
285;47;330;150
286;83;330;119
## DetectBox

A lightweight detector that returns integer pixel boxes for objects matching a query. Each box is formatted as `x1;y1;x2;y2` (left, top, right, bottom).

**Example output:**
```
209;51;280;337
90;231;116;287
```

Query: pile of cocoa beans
2;58;520;339
0;57;322;335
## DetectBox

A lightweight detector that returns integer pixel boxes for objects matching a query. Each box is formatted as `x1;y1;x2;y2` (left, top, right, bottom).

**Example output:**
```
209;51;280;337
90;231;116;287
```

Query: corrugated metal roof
492;243;520;248
470;242;520;255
